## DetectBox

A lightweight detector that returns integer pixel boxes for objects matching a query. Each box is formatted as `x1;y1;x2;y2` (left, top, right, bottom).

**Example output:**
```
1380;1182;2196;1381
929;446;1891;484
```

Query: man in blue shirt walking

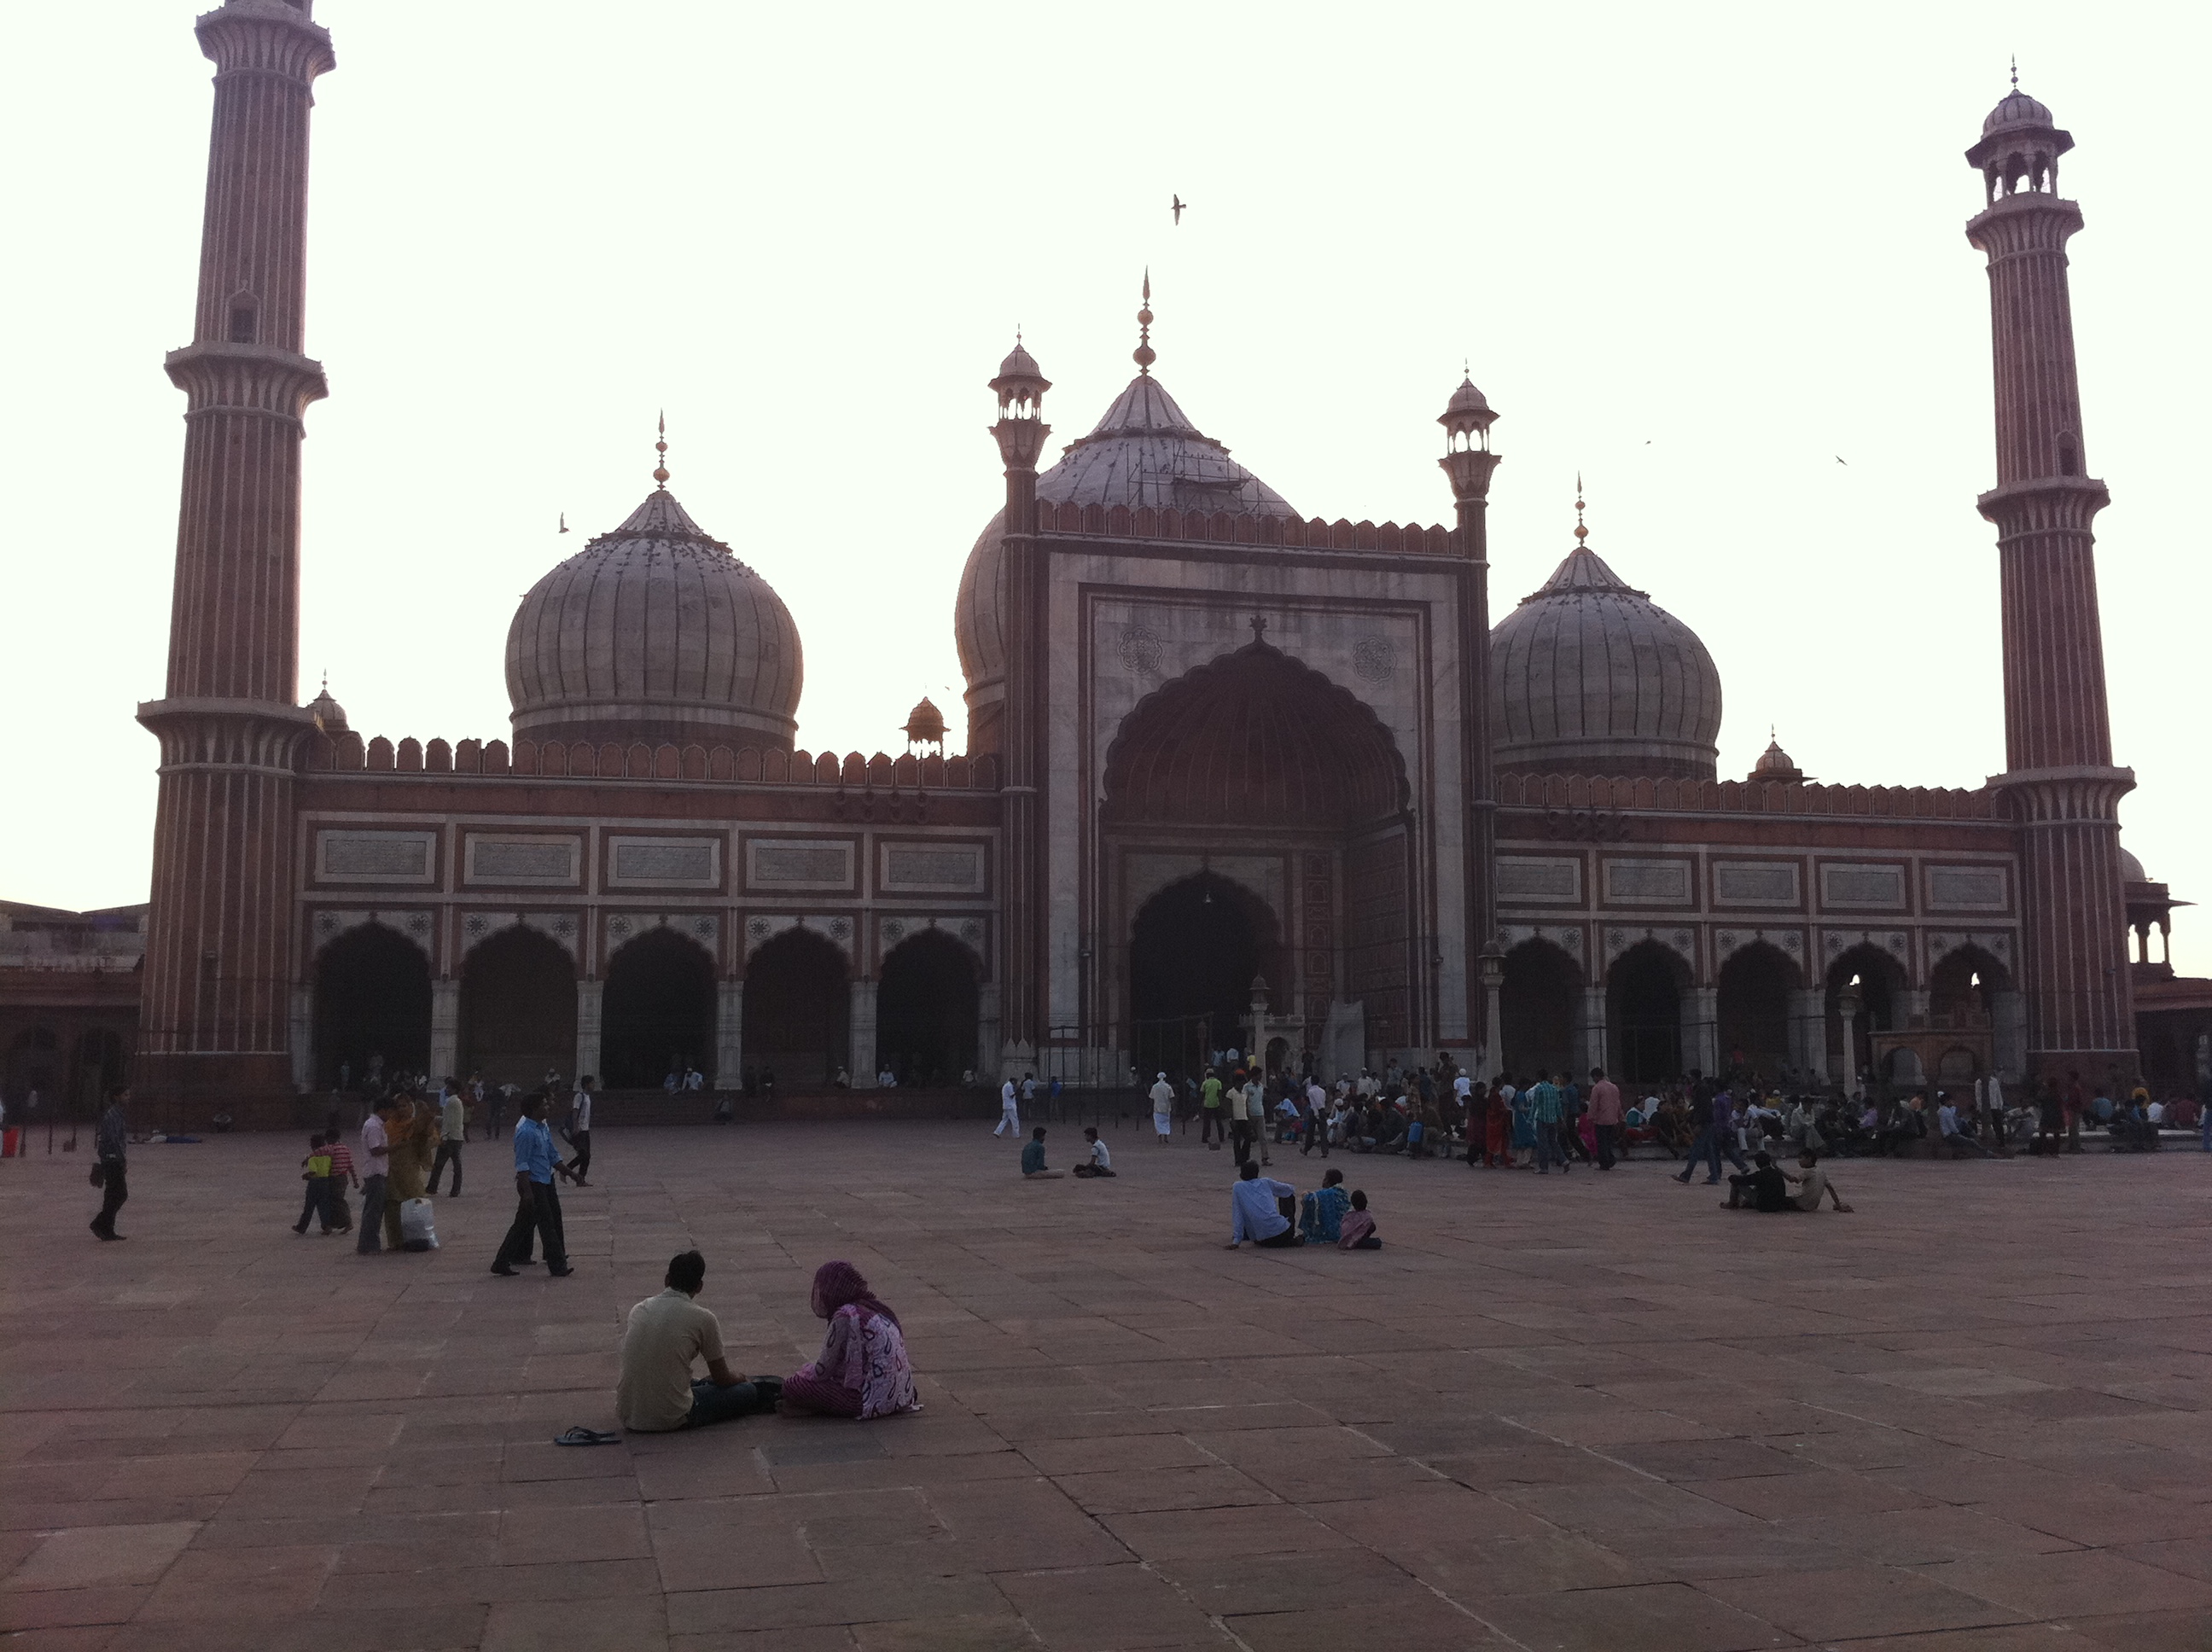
492;1091;571;1277
1528;1074;1567;1173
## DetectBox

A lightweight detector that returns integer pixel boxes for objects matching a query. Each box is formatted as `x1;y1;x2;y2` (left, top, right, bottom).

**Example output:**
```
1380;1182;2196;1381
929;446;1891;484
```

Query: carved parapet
322;735;1004;791
1496;769;1996;820
1034;499;1452;555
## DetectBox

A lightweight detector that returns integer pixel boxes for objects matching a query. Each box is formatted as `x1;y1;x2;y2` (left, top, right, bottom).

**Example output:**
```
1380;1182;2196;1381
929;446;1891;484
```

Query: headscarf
810;1259;899;1329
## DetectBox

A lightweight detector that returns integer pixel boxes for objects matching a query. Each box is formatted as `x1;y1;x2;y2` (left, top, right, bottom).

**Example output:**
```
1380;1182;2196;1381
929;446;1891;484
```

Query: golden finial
1573;472;1588;545
1133;269;1156;375
652;410;670;488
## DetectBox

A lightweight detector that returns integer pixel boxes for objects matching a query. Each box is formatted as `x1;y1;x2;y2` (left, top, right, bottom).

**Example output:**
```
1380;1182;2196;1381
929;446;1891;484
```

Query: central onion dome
956;290;1297;747
1491;492;1721;781
506;465;802;752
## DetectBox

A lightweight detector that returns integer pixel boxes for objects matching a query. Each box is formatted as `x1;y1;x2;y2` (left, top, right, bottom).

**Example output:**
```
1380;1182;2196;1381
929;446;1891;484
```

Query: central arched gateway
1101;640;1413;1069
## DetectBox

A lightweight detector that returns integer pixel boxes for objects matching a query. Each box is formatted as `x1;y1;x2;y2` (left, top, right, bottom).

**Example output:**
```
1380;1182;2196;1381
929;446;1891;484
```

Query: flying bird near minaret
1172;194;1187;224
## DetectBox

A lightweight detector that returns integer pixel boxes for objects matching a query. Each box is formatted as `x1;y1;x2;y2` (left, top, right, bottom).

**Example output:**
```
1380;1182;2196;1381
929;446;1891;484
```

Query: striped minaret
1965;82;2137;1085
137;0;335;1120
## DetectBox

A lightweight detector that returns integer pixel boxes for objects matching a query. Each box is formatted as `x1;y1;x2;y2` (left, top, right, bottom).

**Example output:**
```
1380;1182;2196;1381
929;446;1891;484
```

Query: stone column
428;978;459;1083
714;980;743;1091
575;980;603;1085
977;980;1000;1079
1482;974;1505;1084
849;979;877;1088
289;984;313;1092
1682;986;1720;1078
1790;989;1829;1083
1578;986;1607;1078
1991;989;2028;1081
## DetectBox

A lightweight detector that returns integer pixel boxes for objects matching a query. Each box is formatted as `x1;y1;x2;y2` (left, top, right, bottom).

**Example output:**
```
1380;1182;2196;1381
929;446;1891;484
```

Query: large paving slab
4;1120;2212;1649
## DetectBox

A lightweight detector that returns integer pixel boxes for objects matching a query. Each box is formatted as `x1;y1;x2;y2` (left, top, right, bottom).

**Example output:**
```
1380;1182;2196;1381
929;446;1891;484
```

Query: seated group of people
1019;1126;1115;1178
1228;1161;1381;1250
615;1254;920;1433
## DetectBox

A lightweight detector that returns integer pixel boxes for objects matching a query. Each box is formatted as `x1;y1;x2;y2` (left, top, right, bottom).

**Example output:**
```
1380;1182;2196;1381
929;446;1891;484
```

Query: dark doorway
743;928;849;1086
1716;944;1797;1083
1129;874;1279;1075
314;925;431;1089
1609;941;1685;1084
461;927;577;1090
1499;941;1578;1085
876;931;979;1086
602;928;716;1089
72;1029;129;1116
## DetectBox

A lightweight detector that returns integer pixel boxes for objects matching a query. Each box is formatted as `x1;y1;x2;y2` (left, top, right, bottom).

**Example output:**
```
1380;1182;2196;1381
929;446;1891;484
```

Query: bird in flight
1835;456;1848;466
1172;195;1188;224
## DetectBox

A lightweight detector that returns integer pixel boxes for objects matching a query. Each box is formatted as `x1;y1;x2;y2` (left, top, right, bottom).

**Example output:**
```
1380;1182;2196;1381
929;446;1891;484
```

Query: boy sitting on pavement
1072;1126;1115;1178
1021;1126;1064;1179
1338;1189;1382;1250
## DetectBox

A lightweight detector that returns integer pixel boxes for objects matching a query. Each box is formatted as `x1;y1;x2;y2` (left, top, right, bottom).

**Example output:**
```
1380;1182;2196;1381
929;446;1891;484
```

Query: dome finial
2010;53;2018;90
1573;472;1588;545
652;410;670;489
1133;269;1156;375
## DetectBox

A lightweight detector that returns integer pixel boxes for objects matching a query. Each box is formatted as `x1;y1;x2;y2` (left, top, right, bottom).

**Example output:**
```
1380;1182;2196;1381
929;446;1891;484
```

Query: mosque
31;0;2206;1126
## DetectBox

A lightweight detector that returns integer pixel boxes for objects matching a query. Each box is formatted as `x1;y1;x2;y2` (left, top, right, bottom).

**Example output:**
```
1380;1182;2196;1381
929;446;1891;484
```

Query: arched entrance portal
314;925;431;1089
1717;943;1798;1083
461;928;577;1089
1826;945;1906;1089
602;929;716;1089
1609;941;1685;1084
743;928;849;1087
1128;874;1282;1079
876;931;980;1085
1104;640;1413;1062
1499;940;1579;1084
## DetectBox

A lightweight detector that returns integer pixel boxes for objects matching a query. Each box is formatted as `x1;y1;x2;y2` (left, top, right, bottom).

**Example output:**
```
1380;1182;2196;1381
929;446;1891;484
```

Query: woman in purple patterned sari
780;1260;920;1419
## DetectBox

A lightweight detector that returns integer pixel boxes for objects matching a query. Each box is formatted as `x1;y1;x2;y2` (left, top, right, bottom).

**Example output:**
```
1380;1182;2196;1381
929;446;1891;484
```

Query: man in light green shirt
1199;1069;1225;1150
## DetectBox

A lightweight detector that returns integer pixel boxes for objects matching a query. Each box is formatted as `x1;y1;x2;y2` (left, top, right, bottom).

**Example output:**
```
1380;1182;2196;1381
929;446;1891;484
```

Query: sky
2;1;2206;974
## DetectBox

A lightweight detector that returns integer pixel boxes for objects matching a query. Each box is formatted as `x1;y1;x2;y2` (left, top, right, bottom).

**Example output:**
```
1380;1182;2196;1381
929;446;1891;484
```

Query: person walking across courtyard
994;1076;1021;1137
560;1076;595;1186
1150;1072;1175;1143
428;1079;467;1195
1199;1067;1225;1149
492;1091;571;1277
89;1088;131;1241
1588;1067;1623;1170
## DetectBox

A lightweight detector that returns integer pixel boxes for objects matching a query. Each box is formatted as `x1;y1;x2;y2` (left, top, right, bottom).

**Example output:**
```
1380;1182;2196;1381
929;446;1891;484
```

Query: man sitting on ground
1787;1149;1853;1212
1299;1166;1348;1242
1072;1126;1115;1178
1226;1160;1301;1248
1021;1126;1064;1179
616;1249;779;1431
1723;1150;1793;1212
1938;1094;1998;1158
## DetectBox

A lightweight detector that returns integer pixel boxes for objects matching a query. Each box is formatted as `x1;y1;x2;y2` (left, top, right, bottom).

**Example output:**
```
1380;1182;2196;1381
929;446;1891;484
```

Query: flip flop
552;1427;622;1447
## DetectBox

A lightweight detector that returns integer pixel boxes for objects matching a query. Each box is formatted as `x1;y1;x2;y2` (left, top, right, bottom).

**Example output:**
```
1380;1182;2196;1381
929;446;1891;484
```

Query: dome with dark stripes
1491;538;1720;781
505;486;802;752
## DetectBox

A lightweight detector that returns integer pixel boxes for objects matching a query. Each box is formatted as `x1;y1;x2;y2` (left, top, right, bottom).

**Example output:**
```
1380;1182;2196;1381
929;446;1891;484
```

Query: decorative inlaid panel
880;845;986;893
608;837;719;888
465;835;580;887
1602;858;1692;905
1822;863;1906;909
1498;856;1581;903
1926;865;2009;912
317;830;436;884
748;839;854;890
1714;861;1799;906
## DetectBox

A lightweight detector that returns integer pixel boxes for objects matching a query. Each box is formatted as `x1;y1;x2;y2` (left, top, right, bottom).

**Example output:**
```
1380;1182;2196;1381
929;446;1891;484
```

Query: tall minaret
987;331;1051;1075
1438;375;1502;1077
1965;81;2137;1083
137;0;335;1118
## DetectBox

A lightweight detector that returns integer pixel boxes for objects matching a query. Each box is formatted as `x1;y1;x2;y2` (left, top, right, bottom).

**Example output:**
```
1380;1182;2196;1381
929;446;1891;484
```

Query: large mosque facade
102;0;2210;1126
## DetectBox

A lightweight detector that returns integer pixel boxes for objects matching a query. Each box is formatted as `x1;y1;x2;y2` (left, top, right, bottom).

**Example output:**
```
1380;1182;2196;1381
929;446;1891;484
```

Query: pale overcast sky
3;2;2206;974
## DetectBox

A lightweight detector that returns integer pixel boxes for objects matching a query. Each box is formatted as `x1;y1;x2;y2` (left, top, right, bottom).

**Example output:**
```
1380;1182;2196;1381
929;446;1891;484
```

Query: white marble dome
506;487;802;751
1491;542;1721;781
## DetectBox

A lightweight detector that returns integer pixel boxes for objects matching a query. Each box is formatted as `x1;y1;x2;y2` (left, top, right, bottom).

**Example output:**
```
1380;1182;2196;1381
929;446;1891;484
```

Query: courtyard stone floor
5;1120;2212;1651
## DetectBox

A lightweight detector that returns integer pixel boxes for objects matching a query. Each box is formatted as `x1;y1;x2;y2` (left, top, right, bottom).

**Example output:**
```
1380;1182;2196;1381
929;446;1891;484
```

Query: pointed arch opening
460;927;577;1090
602;928;716;1088
1609;939;1688;1084
1716;941;1802;1083
1499;939;1580;1085
314;925;431;1090
742;928;849;1087
876;929;980;1086
1825;944;1907;1089
1129;872;1284;1075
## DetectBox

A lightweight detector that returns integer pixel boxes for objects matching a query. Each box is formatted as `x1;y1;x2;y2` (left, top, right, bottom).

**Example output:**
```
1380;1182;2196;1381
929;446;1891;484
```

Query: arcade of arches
1103;642;1414;1067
